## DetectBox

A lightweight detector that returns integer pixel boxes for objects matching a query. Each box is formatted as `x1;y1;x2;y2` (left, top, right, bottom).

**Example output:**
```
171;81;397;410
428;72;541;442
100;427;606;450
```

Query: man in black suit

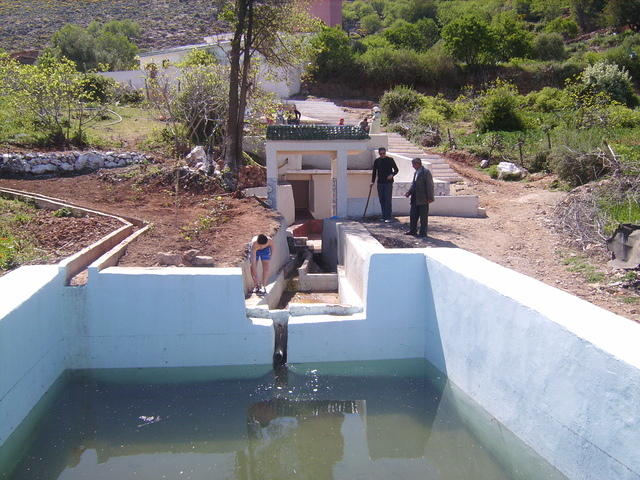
405;158;435;237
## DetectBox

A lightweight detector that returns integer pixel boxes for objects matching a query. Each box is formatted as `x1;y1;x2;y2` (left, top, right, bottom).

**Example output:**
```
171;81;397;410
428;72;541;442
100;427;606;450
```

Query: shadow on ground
362;219;459;249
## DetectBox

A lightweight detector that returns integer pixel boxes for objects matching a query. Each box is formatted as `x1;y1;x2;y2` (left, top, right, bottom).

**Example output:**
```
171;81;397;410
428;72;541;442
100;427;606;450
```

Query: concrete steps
385;132;461;182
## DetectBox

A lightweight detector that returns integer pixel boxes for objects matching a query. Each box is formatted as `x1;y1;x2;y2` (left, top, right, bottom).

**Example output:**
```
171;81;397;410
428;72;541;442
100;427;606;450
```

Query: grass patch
562;254;606;283
0;197;42;271
86;106;166;150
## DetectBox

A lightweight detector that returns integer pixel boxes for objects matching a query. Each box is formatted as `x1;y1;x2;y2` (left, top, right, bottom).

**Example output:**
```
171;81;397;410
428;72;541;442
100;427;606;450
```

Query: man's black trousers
409;203;429;235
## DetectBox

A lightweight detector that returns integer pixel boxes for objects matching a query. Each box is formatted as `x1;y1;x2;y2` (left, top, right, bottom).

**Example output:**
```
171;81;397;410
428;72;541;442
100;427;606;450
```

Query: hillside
0;0;220;53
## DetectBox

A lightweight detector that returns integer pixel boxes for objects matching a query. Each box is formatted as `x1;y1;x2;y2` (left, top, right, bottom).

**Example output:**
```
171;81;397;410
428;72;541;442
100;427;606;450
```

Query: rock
182;249;200;264
30;163;58;174
480;159;490;169
186;146;207;167
497;161;525;180
192;256;215;266
157;252;182;266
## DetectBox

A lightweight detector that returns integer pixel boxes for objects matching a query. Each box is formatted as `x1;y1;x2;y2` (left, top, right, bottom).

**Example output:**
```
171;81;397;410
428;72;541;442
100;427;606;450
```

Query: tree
544;17;579;39
0;52;105;146
219;0;315;189
492;11;534;60
605;0;640;32
50;21;140;72
308;27;355;81
383;18;439;51
571;0;607;32
441;15;498;66
579;61;638;107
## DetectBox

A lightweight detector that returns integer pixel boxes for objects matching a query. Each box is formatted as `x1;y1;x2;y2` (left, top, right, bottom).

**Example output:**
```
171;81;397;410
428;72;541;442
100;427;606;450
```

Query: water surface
1;360;565;480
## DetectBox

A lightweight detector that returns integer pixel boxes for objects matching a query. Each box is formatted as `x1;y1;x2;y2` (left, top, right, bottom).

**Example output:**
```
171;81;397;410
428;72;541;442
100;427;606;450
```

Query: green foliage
51;20;140;72
442;15;498;65
607;104;640;128
492;11;534;60
178;49;217;67
357;47;423;86
0;198;40;271
308;27;355;82
81;73;116;104
533;32;567;60
476;82;525;132
604;0;640;31
360;13;383;34
525;87;572;112
379;85;424;121
0;52;105;147
544;17;579;39
383;18;439;51
562;254;605;283
53;207;74;218
571;0;607;32
487;165;499;178
580;61;638;107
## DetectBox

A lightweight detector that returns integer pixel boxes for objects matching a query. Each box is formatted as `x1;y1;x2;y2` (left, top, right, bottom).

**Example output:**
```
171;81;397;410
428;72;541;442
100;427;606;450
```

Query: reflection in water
0;360;566;480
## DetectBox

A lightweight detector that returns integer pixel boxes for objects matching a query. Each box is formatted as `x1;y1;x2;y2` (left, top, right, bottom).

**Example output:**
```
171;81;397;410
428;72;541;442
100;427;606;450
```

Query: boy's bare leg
261;260;270;291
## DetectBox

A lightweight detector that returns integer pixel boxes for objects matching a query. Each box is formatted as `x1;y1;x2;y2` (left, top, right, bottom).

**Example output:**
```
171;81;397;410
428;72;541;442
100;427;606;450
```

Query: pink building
308;0;342;27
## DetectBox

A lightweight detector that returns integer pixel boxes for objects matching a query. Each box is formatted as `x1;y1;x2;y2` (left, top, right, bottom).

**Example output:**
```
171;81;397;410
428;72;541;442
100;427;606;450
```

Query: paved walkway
293;99;461;182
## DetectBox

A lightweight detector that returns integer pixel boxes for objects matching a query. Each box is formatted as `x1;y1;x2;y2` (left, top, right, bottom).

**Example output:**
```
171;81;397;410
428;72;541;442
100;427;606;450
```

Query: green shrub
379;85;424;122
544;17;579;39
580;61;638;107
383;18;439;51
607;104;640;127
441;15;499;65
550;149;610;187
358;48;423;87
526;149;551;172
417;108;445;127
476;82;525;133
360;13;382;34
524;87;572;112
487;164;499;178
81;73;116;103
308;27;357;82
419;43;461;87
421;94;455;119
533;32;567;60
53;207;74;218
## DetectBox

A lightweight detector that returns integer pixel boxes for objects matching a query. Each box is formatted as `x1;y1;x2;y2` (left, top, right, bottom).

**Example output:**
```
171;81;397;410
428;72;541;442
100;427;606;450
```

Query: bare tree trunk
223;0;248;190
235;0;255;167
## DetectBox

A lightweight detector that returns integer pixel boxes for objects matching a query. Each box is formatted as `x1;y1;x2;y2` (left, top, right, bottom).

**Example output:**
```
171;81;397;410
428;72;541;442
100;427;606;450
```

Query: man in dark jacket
405;157;435;237
371;147;399;222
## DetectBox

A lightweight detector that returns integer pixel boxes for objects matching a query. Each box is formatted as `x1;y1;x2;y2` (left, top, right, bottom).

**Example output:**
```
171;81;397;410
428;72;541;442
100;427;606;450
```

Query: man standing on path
405;157;434;237
371;147;399;222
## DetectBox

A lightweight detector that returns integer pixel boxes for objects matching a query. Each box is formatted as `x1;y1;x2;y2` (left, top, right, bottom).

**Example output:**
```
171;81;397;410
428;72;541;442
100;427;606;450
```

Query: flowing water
0;359;566;480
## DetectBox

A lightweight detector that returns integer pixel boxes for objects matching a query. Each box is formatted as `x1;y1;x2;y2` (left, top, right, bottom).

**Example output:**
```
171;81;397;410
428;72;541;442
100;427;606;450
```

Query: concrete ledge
298;254;338;292
87;224;152;277
60;224;134;284
289;303;362;316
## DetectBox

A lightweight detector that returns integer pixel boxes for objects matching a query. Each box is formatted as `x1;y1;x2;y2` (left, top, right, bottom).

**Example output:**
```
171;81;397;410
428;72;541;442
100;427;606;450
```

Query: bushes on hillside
579;61;638;107
51;20;140;72
533;33;567;61
358;47;423;86
544;17;579;39
476;82;525;132
380;85;424;122
441;15;499;65
308;27;356;82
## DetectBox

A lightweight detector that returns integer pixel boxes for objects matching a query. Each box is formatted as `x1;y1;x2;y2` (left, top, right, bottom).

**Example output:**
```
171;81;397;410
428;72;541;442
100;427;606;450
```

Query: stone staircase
294;99;461;183
386;132;461;182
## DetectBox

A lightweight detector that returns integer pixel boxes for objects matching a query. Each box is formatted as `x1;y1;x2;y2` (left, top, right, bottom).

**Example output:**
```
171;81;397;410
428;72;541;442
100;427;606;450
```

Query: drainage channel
246;240;362;368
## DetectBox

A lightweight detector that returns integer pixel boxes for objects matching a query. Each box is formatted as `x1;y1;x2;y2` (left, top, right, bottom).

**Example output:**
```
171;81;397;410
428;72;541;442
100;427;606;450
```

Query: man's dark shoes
404;231;417;236
417;232;427;238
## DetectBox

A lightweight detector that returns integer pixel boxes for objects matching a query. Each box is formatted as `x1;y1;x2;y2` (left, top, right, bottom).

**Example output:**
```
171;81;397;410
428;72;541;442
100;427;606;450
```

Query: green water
1;360;565;480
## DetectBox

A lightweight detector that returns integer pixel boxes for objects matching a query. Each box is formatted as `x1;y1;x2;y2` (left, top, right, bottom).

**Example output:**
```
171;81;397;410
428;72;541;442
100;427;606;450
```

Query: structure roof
266;125;370;141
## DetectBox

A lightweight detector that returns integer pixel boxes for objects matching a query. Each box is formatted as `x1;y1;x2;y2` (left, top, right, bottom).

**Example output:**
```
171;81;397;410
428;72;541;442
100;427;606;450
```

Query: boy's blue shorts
256;246;271;261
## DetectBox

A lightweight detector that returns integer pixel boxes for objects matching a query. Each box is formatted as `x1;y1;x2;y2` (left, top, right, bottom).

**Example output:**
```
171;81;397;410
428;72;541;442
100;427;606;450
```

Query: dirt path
366;157;640;323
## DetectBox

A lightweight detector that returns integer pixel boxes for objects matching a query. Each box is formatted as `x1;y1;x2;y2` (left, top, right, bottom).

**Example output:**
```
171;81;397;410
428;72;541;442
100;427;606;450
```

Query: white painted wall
0;267;67;448
423;248;640;480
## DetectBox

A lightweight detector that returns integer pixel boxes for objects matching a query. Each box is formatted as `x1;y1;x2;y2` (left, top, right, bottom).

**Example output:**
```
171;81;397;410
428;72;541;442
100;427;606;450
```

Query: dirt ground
0;165;280;269
0;209;122;273
365;155;640;323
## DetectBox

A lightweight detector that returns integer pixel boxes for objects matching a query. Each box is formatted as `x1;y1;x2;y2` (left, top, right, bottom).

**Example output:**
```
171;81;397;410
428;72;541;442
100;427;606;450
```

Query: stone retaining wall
0;151;151;175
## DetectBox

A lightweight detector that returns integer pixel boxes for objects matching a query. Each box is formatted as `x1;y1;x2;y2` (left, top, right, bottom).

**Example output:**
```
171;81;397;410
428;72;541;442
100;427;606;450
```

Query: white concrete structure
265;127;481;221
2;207;640;478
